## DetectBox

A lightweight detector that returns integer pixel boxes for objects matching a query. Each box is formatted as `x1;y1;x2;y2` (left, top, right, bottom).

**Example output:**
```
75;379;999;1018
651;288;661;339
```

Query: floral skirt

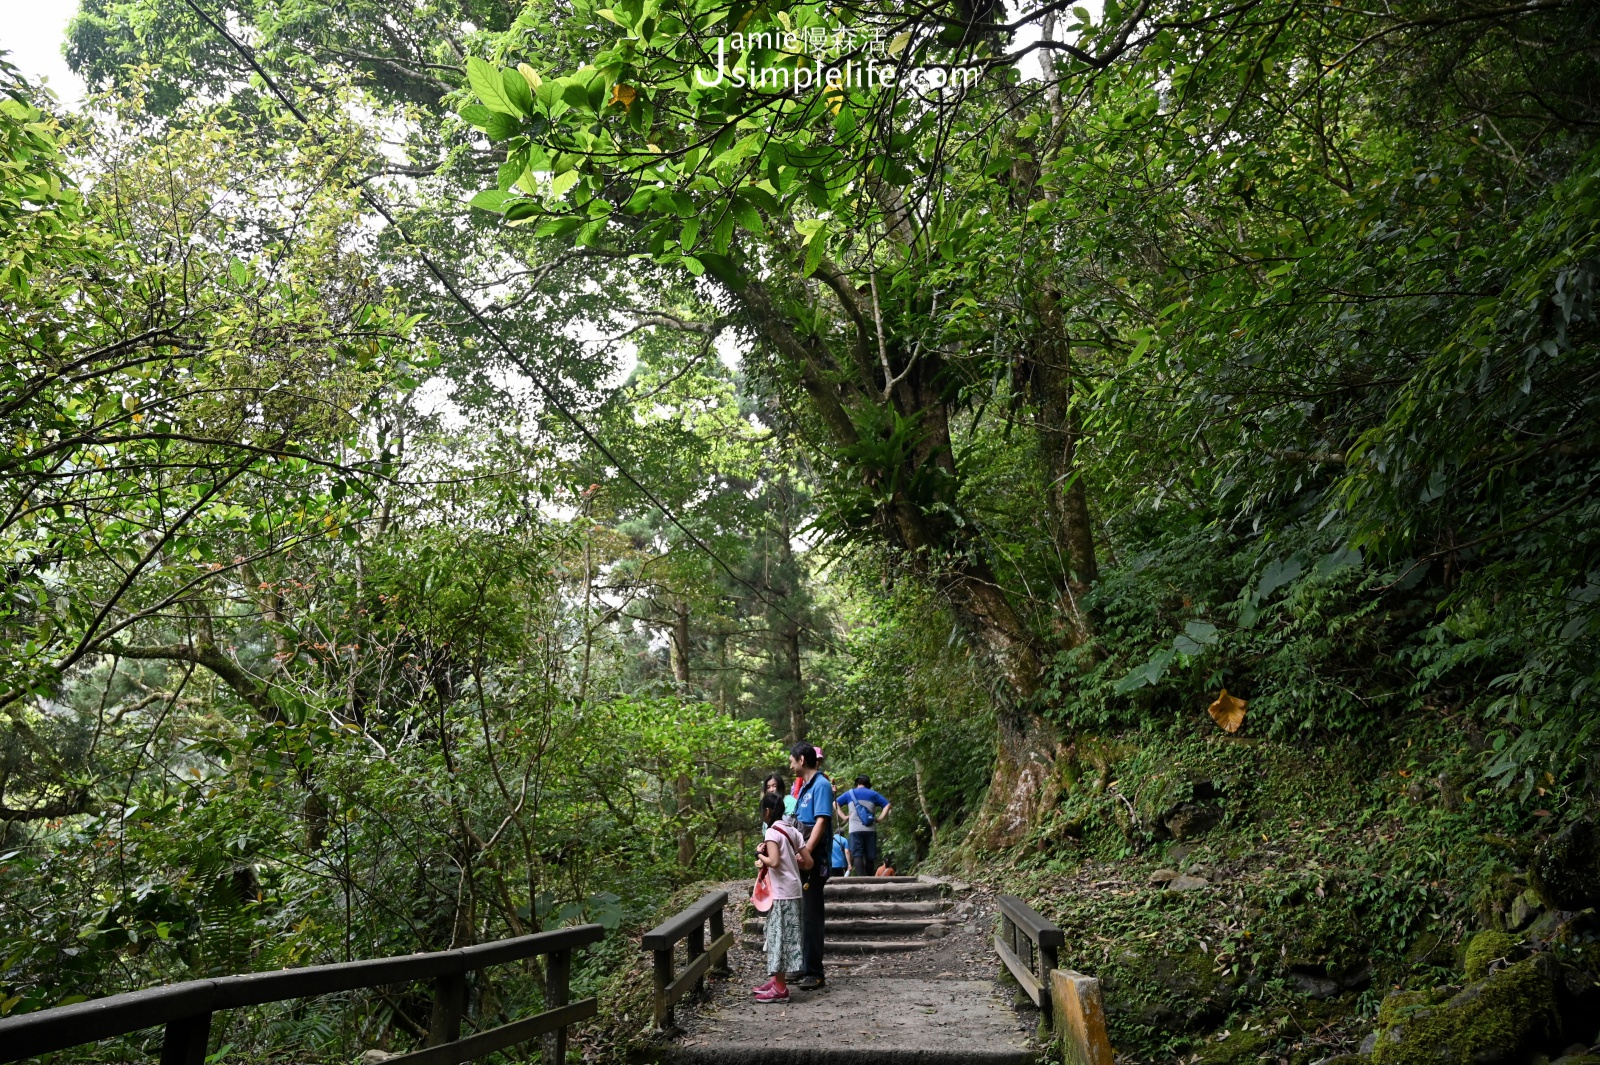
764;896;803;975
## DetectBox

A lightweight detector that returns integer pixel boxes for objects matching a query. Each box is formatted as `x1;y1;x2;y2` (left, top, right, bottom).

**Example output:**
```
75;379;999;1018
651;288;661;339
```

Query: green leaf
503;69;536;117
467;57;522;117
561;80;592;111
738;186;780;214
801;222;827;276
731;198;764;232
469;189;515;213
697;252;744;288
1315;545;1363;577
533;215;583;237
477;111;522;142
1255;556;1304;602
1114;648;1176;693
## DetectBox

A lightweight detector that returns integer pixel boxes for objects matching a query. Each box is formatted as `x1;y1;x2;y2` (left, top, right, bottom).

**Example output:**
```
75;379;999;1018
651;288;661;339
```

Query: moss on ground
1369;960;1558;1065
1196;1025;1269;1065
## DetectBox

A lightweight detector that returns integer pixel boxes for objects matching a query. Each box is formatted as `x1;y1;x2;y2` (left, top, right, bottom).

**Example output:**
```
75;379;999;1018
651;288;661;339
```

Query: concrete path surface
665;877;1039;1064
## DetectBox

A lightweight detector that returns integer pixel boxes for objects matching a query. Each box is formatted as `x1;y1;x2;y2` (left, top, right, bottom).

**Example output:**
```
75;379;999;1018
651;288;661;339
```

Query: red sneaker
750;978;775;995
754;986;790;1003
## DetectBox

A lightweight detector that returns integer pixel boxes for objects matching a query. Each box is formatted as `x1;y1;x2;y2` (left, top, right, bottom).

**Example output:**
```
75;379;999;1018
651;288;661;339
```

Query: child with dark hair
754;791;803;1002
763;772;797;824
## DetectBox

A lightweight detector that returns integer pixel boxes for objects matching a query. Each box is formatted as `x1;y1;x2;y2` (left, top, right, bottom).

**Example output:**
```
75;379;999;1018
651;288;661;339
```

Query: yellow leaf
823;79;844;115
610;82;637;108
1207;689;1247;733
518;63;542;90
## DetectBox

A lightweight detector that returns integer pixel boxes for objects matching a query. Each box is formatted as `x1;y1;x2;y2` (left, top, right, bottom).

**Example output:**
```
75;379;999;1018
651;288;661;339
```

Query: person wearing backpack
830;828;851;878
751;791;804;1002
788;741;833;990
835;776;891;880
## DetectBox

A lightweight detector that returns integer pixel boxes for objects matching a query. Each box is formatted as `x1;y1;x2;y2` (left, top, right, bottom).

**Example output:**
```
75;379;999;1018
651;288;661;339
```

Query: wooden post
1038;939;1058;1031
687;922;706;995
709;906;731;977
651;947;674;1030
541;948;571;1065
427;973;464;1047
160;1012;212;1065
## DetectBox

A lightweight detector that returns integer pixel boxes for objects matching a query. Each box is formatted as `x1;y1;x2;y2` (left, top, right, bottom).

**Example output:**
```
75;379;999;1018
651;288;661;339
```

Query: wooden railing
640;890;734;1030
995;894;1064;1029
0;924;604;1065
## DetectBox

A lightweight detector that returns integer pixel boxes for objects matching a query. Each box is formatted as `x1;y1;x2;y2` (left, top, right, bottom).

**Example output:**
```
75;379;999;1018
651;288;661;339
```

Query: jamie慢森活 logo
692;27;982;93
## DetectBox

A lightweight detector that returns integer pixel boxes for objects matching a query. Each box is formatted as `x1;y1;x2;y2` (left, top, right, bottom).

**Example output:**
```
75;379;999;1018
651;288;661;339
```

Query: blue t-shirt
836;787;890;831
831;834;849;869
795;772;833;828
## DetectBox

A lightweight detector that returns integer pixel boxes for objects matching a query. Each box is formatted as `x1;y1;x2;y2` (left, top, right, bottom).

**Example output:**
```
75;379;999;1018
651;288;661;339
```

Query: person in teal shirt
830;831;851;877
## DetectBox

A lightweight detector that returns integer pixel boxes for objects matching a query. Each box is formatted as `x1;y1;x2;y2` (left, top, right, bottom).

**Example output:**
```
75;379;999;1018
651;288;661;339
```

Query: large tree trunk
1029;289;1098;645
669;599;696;869
739;272;1064;849
934;563;1062;848
773;519;807;745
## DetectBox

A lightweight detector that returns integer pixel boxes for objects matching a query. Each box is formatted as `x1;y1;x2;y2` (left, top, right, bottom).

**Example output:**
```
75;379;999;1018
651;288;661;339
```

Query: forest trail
665;877;1039;1064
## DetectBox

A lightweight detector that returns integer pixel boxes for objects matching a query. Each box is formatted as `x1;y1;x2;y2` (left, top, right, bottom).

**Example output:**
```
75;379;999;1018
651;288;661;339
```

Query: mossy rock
1197;1026;1270;1065
1463;930;1520;981
1369;959;1559;1065
1377;987;1452;1025
1530;816;1600;912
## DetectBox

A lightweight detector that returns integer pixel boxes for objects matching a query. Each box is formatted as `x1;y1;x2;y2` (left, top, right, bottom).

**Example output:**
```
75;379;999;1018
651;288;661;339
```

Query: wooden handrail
0;924;605;1065
640;890;734;1030
994;894;1062;1028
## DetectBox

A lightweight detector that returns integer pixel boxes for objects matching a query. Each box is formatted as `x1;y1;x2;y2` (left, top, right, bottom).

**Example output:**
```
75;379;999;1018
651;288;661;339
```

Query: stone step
744;917;951;937
827;900;952;917
740;936;929;954
824;880;943;899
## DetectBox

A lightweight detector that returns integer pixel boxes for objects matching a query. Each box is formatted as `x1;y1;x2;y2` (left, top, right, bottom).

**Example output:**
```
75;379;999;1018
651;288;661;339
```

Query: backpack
853;793;877;828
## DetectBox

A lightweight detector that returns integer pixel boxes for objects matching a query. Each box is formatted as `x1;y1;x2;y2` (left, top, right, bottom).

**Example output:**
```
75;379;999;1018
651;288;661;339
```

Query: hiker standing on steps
789;742;833;991
835;776;891;879
753;792;804;1003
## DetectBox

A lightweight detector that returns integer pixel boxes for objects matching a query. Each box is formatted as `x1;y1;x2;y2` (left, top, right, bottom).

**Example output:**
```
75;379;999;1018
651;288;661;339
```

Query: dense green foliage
2;0;1598;1058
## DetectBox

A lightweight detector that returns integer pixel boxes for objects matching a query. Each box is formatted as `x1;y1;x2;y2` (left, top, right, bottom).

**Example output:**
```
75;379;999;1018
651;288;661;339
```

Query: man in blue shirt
789;741;833;990
835;776;891;879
